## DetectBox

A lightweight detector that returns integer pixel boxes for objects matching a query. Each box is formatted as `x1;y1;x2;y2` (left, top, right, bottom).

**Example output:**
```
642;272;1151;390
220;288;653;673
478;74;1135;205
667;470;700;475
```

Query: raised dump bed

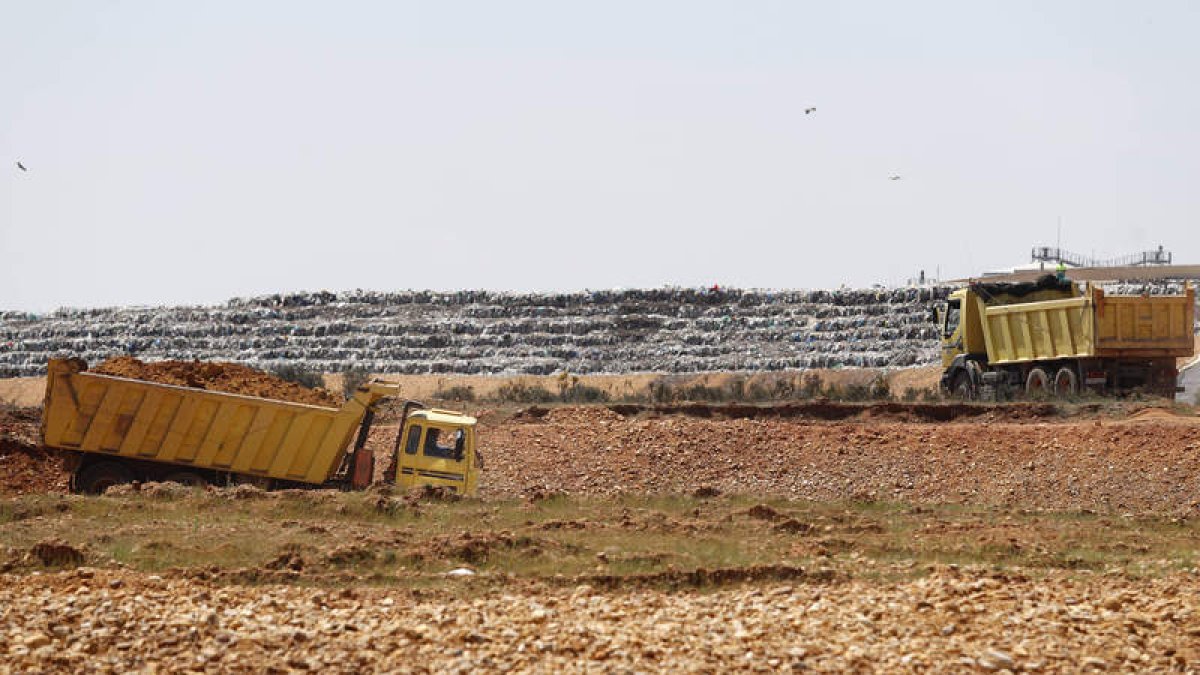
40;358;479;494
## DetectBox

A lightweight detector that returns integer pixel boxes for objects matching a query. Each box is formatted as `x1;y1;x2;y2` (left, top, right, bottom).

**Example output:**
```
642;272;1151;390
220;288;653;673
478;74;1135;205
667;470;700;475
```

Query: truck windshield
424;427;465;460
944;300;961;338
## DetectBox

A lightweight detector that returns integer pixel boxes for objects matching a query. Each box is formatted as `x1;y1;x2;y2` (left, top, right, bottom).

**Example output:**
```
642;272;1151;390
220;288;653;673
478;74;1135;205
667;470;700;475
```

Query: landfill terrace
0;287;950;377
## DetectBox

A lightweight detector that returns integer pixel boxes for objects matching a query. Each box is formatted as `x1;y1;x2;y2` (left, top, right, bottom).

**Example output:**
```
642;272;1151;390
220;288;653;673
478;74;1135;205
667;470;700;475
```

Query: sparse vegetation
268;364;325;390
491;381;556;404
2;491;1197;584
340;366;372;399
432;384;477;402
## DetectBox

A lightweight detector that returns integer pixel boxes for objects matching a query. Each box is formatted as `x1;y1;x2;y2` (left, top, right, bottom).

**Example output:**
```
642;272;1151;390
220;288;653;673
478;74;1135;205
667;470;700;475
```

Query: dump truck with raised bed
936;275;1195;399
40;358;480;494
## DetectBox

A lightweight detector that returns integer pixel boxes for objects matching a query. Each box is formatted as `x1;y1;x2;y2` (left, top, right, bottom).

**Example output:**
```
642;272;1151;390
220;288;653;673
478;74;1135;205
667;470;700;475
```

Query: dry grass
0;377;43;408
2;491;1196;587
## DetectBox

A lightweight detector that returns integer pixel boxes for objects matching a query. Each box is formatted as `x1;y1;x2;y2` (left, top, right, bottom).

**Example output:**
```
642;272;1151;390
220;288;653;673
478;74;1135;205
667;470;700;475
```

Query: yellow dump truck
41;359;480;494
937;276;1195;399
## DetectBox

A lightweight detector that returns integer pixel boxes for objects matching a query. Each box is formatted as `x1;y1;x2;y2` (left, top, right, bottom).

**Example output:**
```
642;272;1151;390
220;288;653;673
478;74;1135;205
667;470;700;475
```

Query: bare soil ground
3;388;1200;670
2;491;1200;671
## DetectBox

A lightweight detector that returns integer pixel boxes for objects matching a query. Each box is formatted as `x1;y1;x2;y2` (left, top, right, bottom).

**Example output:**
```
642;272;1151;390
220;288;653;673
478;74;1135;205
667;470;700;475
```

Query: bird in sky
889;175;902;180
804;107;816;114
16;161;27;172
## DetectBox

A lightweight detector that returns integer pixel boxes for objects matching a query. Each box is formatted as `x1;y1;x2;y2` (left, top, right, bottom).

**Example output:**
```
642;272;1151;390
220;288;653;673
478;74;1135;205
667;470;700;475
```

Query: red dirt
91;357;340;407
8;397;1200;512
476;406;1200;513
0;407;67;495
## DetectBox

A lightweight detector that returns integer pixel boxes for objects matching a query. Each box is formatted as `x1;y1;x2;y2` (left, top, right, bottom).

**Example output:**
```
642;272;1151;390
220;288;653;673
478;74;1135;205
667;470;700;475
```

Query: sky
2;1;1199;311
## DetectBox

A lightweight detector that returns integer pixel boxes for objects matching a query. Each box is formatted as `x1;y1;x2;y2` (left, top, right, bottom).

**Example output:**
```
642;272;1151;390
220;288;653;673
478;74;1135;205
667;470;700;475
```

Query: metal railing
1031;246;1172;268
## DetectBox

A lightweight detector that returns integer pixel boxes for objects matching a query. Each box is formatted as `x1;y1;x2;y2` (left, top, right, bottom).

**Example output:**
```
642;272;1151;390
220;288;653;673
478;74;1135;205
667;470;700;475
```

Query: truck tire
163;471;208;488
76;461;134;495
1053;367;1078;397
951;362;982;400
1025;368;1050;398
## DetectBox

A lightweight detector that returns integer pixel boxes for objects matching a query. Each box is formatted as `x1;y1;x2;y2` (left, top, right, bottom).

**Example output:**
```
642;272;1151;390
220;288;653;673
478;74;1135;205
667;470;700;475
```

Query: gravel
2;567;1197;672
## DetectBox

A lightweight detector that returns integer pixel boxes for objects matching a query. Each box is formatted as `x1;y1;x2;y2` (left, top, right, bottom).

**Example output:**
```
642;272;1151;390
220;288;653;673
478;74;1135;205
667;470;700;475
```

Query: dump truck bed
979;285;1195;365
41;359;395;485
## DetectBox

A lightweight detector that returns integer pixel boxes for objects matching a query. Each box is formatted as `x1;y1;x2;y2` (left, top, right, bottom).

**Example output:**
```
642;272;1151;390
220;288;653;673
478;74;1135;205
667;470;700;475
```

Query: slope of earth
0;407;67;495
91;356;340;407
468;406;1200;513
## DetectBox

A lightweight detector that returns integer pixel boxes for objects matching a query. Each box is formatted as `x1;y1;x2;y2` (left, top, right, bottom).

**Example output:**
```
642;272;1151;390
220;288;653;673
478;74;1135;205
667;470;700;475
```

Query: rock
30;540;84;567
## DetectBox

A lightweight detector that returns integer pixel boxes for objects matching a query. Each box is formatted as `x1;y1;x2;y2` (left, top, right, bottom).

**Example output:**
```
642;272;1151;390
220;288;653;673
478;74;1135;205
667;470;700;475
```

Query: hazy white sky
2;1;1198;311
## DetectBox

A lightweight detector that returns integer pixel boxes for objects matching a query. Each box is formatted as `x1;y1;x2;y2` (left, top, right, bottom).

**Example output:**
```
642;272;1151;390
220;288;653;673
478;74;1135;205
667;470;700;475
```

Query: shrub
869;377;892;401
560;383;609;403
492;382;555;404
269;364;324;390
799;373;823;399
341;366;372;399
434;385;477;402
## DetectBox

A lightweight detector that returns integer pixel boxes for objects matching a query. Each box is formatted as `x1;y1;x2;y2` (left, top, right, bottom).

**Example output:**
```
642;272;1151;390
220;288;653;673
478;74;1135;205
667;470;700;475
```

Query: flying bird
804;107;816;115
16;161;26;172
888;175;902;181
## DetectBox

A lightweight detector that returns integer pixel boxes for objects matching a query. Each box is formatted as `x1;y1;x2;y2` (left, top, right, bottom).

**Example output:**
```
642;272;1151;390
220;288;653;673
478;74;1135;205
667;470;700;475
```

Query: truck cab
395;409;479;495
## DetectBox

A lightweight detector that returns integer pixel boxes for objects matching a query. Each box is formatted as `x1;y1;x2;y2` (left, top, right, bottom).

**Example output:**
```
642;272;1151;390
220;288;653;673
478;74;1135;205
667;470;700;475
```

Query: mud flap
351;447;374;489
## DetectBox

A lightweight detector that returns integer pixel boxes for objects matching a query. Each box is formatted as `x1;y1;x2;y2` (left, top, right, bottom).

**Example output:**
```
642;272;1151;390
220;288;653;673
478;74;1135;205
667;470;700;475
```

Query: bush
269;364;324;390
492;382;555;404
799;373;823;399
869;377;892;401
560;383;609;403
341;366;371;399
433;385;476;402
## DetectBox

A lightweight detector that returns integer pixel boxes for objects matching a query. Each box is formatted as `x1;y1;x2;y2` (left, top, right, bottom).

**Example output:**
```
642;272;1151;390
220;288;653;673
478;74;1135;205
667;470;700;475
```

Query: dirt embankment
0;407;66;495
91;357;340;407
475;406;1200;513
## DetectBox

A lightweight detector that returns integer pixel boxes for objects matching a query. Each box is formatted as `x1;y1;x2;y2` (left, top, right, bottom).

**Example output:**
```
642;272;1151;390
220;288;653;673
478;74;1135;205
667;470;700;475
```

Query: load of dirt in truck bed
91;357;340;407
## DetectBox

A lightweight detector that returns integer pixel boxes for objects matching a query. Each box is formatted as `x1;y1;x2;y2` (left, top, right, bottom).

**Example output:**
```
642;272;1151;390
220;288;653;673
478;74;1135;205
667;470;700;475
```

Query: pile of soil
91;357;340;407
0;407;67;495
476;406;1200;513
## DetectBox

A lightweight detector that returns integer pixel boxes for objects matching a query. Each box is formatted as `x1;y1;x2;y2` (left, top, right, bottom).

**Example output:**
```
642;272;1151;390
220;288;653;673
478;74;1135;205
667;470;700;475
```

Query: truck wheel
164;471;208;488
1025;368;1050;398
951;366;979;401
75;461;134;495
1053;367;1078;397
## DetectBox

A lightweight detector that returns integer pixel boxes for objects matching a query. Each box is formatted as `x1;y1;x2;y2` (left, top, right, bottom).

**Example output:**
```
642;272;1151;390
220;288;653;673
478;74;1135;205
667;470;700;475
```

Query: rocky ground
4;395;1200;671
3;566;1199;673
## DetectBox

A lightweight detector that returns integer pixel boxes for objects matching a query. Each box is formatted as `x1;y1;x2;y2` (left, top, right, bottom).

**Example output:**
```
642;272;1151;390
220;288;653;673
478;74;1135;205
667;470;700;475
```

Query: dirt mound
480;411;1200;513
0;440;68;495
91;357;340;407
0;407;66;495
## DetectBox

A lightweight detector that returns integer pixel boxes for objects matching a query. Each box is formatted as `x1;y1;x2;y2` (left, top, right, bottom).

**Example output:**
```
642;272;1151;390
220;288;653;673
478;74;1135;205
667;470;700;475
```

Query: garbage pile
0;285;953;376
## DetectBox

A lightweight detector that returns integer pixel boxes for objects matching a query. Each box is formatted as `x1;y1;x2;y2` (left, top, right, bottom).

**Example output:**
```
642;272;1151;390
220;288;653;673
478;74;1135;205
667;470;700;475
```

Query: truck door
940;298;963;368
396;422;476;494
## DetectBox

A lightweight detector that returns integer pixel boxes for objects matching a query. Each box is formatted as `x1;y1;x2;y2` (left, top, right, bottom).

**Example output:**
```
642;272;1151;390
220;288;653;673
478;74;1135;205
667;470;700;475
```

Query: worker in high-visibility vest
1056;261;1067;282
